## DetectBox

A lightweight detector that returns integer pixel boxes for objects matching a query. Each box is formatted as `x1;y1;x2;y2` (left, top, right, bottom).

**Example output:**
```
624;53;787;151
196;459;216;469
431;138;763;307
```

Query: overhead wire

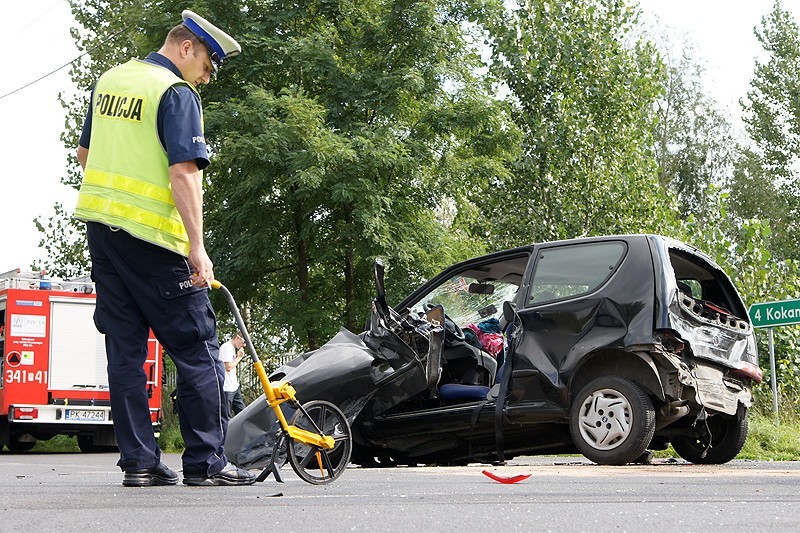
15;1;62;36
0;25;129;102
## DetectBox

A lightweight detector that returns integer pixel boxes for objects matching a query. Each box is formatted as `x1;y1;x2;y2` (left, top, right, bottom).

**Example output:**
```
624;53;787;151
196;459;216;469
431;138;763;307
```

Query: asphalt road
1;452;799;532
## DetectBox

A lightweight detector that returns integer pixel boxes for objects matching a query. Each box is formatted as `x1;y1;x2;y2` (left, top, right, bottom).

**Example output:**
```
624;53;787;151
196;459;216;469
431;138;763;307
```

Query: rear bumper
9;404;113;425
7;404;161;427
654;353;753;415
682;360;753;415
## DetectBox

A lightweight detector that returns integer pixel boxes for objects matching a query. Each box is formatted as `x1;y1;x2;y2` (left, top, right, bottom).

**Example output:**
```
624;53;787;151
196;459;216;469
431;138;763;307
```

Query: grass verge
31;435;80;452
739;411;800;460
158;387;185;453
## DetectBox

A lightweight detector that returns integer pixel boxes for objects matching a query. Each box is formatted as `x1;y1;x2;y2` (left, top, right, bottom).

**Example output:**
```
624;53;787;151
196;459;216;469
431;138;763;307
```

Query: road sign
749;298;800;328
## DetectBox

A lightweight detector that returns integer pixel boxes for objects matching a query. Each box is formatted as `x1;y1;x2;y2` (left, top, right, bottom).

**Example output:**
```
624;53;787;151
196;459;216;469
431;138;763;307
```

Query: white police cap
181;10;241;74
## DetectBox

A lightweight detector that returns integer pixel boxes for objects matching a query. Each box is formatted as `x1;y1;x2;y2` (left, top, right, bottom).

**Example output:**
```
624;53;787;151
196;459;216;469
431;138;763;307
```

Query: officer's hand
189;246;214;288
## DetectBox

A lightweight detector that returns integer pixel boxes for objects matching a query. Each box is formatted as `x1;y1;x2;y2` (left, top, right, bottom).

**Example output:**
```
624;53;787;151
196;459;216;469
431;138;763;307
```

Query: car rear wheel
569;377;655;465
672;405;748;464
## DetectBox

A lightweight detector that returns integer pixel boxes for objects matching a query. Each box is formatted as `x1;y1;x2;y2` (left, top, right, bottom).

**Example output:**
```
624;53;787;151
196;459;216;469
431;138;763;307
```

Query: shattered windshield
409;274;519;327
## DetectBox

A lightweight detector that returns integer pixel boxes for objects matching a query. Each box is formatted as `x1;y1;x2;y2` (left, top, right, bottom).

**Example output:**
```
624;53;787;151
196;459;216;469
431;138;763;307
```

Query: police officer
75;10;255;487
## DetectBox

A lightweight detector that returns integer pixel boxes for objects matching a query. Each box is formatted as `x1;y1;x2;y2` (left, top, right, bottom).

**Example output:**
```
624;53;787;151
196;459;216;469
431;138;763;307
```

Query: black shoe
123;462;179;487
182;462;257;486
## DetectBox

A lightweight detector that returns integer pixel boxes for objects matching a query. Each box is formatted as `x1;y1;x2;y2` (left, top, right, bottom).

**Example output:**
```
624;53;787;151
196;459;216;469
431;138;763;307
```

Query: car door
356;249;534;462
508;237;656;413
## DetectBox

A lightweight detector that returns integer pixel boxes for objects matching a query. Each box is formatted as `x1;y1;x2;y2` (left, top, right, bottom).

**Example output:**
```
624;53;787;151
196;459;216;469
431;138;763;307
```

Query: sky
1;1;798;274
0;1;79;273
637;0;798;129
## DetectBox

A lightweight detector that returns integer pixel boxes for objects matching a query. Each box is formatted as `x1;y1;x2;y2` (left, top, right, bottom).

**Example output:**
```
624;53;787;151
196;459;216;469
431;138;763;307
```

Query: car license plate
66;409;105;421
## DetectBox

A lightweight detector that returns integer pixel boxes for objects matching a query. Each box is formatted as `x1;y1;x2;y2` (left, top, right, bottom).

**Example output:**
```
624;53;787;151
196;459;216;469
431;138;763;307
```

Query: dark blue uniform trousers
87;222;228;477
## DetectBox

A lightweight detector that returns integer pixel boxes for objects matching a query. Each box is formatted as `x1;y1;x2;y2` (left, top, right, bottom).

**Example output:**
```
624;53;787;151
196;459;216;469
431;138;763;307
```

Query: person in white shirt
218;331;246;417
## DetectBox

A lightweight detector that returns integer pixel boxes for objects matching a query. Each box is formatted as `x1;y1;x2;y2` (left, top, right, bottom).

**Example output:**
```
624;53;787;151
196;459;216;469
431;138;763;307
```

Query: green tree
726;146;796;259
33;203;89;279
651;41;737;224
740;0;800;260
202;0;518;349
742;0;800;183
467;0;671;248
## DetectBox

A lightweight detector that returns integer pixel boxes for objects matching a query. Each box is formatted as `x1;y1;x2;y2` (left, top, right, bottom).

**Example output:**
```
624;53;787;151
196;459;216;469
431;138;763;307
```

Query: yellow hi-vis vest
75;59;202;257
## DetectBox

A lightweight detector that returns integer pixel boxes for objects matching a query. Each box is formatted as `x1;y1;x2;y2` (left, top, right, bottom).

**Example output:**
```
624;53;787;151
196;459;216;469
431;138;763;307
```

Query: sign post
748;298;800;423
768;327;777;421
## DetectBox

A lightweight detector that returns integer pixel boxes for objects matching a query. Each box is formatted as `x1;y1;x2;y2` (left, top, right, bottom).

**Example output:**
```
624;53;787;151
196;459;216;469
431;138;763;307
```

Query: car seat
438;382;491;401
437;341;498;402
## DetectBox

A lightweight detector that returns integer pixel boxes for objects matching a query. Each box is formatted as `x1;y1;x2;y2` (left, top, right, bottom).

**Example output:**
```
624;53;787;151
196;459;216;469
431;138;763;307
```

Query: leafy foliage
36;0;800;409
739;0;800;261
203;0;517;349
652;41;737;224
742;0;800;184
33;203;89;279
470;0;672;247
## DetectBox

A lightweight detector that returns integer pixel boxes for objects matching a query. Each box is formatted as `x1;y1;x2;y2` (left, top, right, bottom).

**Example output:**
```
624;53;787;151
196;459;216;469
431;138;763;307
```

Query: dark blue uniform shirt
79;52;210;170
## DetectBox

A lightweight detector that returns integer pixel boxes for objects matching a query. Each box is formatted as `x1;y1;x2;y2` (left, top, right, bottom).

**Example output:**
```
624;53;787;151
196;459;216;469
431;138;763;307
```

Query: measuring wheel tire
569;376;655;465
672;405;748;464
287;400;352;484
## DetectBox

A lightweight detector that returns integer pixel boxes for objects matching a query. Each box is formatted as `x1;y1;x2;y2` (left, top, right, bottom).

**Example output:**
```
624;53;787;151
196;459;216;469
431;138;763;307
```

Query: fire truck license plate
65;410;105;421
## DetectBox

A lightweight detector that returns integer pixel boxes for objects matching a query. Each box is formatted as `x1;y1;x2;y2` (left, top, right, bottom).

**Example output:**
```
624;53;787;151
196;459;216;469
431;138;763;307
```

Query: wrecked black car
227;234;761;468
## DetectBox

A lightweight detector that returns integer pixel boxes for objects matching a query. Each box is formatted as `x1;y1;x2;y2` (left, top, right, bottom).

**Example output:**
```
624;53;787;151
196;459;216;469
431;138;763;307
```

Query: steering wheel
423;303;465;343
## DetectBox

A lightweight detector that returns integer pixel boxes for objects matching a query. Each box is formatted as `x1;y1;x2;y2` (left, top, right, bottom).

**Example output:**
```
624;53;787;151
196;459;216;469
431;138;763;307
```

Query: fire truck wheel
77;435;118;453
7;436;36;452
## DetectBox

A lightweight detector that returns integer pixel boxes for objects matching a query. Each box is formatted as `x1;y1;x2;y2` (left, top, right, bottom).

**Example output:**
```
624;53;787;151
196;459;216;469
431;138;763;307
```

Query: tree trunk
344;246;356;333
342;205;357;332
293;202;319;349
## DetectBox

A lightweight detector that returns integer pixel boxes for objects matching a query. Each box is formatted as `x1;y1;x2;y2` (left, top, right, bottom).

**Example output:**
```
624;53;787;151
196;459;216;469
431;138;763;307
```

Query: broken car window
412;274;519;327
528;241;627;304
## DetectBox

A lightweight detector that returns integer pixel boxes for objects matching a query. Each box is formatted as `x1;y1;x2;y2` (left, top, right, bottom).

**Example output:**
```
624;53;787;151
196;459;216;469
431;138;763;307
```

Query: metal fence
163;351;296;402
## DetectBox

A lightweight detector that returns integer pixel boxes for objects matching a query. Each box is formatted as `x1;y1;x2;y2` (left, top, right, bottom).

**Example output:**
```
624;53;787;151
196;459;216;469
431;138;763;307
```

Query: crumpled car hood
226;318;434;468
226;328;379;468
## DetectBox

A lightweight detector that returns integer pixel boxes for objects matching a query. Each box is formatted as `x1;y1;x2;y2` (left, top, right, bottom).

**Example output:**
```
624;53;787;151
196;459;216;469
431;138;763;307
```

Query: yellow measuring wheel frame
211;280;350;484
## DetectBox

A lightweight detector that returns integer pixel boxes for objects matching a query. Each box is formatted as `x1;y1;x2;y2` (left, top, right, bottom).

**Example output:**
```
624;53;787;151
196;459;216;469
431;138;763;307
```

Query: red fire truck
1;268;163;452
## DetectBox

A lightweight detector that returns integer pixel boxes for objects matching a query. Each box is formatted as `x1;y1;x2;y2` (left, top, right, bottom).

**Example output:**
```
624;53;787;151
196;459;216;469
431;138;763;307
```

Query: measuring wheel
287;400;352;484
